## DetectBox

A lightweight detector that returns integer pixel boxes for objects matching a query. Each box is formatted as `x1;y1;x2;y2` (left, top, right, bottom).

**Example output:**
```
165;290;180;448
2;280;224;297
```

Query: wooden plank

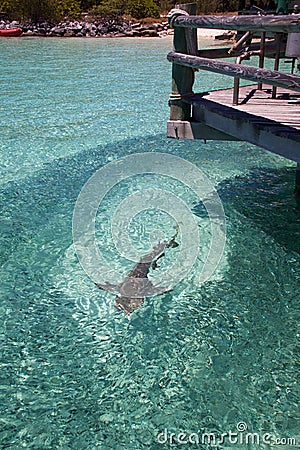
197;40;286;59
167;120;240;140
167;52;300;92
205;87;300;118
207;85;300;97
188;95;300;162
173;14;300;33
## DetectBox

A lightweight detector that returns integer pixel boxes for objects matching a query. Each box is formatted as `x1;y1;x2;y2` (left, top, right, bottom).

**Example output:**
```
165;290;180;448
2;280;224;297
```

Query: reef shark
95;227;179;315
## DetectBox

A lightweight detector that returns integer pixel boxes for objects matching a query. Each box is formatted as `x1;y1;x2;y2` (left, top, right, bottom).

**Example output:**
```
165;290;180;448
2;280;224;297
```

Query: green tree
125;0;160;18
88;0;127;17
0;0;80;21
55;0;81;18
159;0;176;13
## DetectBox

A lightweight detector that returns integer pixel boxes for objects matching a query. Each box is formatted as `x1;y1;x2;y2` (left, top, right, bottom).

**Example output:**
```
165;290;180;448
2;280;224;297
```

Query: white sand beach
198;28;230;37
161;27;233;40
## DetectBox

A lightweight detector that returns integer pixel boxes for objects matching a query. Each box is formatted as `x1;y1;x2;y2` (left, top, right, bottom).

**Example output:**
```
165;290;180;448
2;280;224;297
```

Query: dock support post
233;74;240;105
258;31;266;90
169;3;197;121
295;163;300;205
272;33;282;99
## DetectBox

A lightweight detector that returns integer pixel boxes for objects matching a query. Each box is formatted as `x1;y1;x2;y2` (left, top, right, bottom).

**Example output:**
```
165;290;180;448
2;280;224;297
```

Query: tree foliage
158;0;176;13
0;0;81;21
125;0;160;18
0;0;237;22
197;0;237;13
88;0;127;18
0;0;161;20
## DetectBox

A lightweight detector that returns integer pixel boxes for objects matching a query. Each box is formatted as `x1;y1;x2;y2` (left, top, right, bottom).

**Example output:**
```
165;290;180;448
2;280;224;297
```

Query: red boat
0;28;22;37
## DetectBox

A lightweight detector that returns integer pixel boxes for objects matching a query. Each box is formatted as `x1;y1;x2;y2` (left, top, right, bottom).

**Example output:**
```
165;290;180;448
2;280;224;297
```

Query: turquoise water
1;37;299;449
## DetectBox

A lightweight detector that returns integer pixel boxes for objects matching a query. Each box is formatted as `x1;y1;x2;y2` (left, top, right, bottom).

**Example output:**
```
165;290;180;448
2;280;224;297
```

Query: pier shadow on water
1;134;299;265
217;166;300;255
0;135;299;449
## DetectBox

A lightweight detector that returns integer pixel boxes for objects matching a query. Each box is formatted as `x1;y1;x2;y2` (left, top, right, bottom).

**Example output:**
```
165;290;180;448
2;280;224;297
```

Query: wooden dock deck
166;4;300;193
167;85;300;162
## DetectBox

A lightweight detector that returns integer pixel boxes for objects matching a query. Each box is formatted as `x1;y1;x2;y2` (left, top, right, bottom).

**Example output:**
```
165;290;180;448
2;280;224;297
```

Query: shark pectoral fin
145;282;169;296
95;282;117;292
163;287;173;294
147;282;173;296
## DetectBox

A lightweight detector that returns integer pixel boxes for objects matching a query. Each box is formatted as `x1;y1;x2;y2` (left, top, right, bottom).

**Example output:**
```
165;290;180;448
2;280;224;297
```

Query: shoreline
3;18;170;38
1;17;232;40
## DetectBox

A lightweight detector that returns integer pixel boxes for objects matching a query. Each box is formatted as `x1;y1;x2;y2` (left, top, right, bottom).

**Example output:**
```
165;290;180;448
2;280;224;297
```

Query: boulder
64;30;75;37
142;29;158;37
73;26;82;33
12;17;164;39
51;27;65;36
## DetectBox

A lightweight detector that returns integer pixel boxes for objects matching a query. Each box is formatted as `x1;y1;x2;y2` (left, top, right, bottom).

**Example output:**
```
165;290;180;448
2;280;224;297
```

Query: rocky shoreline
1;18;172;38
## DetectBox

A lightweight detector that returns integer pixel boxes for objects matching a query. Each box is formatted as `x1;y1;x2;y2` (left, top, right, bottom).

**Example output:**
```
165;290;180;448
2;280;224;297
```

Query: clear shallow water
0;37;299;449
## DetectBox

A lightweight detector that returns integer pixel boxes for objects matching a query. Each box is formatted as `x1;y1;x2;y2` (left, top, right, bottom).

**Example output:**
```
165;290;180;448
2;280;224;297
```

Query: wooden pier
167;4;300;196
168;86;300;161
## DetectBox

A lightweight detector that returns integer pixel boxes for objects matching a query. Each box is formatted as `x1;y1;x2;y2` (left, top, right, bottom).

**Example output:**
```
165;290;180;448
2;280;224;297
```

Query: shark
95;227;179;315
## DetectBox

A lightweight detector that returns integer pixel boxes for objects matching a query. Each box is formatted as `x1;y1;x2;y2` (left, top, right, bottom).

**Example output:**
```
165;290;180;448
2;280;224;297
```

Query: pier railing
167;4;300;120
